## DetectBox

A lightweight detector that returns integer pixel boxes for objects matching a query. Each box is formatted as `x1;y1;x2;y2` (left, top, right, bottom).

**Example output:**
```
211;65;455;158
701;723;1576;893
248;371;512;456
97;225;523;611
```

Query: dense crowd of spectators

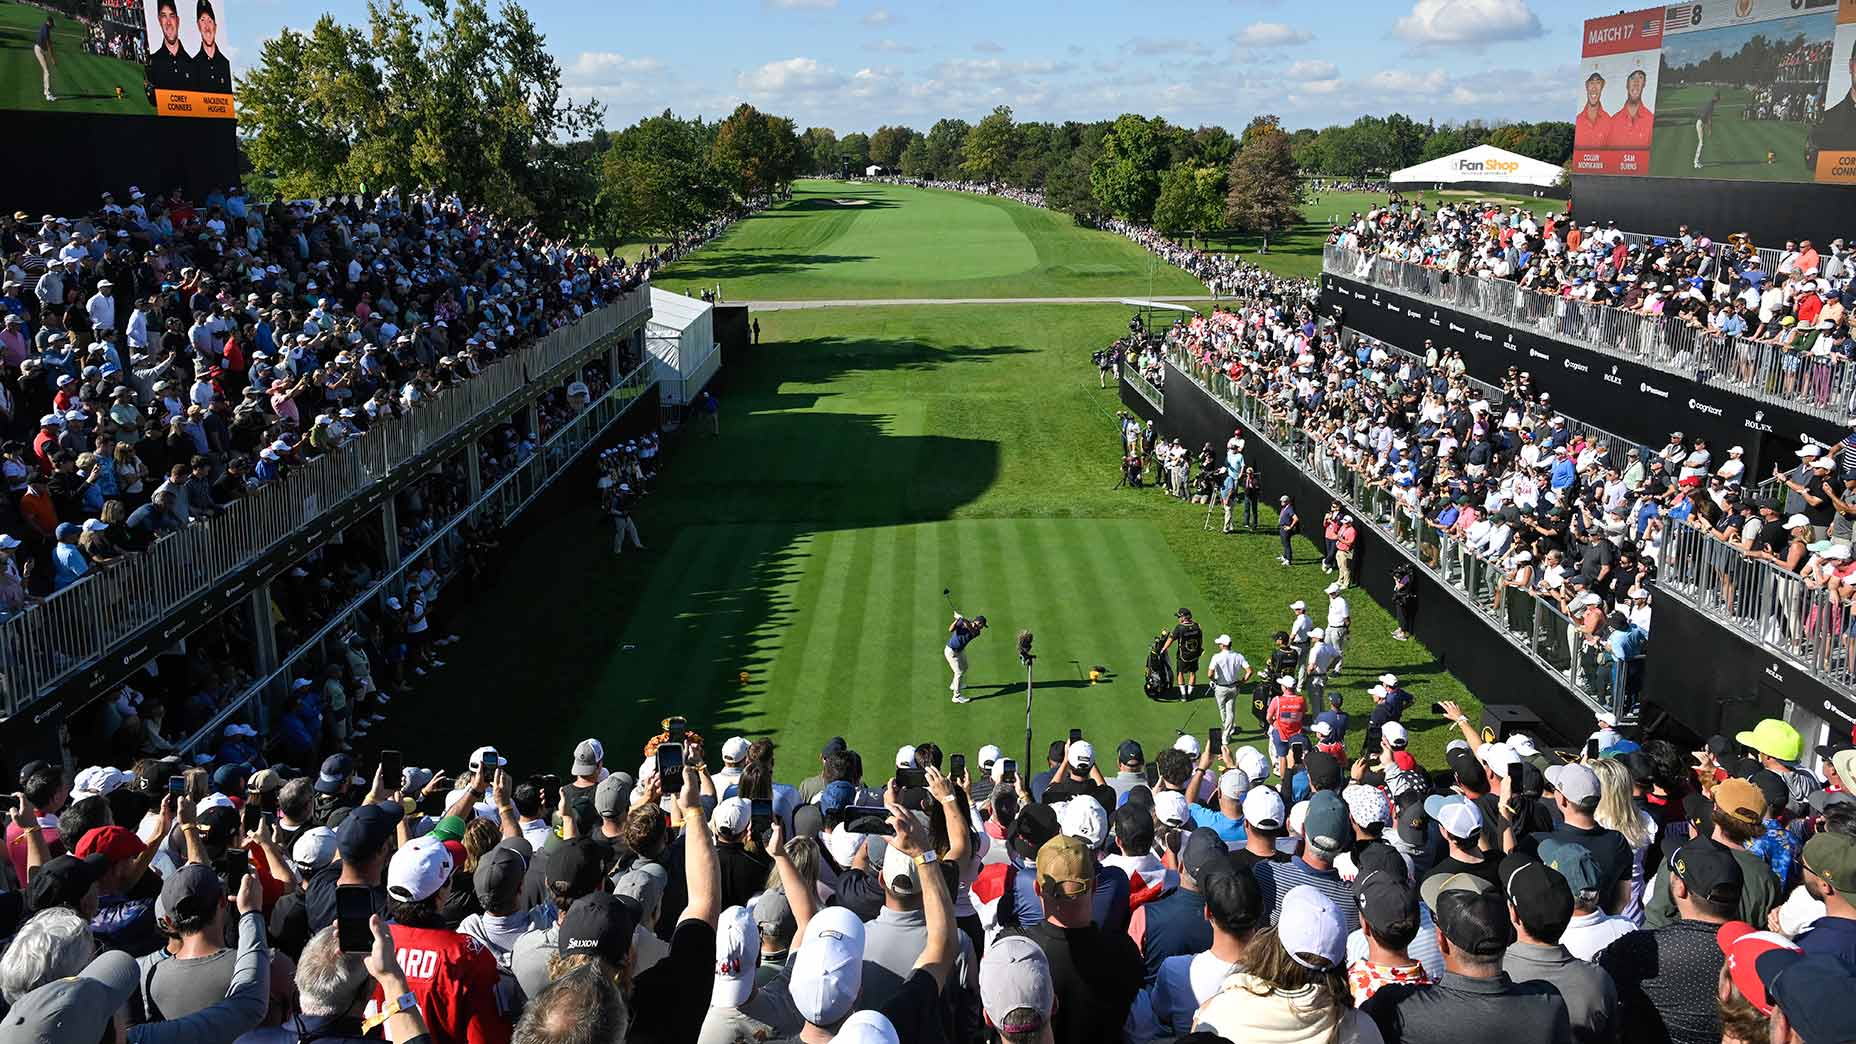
1329;197;1856;410
9;683;1856;1044
0;183;664;607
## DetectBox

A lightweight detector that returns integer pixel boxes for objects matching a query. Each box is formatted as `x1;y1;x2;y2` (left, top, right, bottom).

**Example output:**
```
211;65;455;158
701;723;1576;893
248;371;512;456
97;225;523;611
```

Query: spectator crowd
6;680;1856;1044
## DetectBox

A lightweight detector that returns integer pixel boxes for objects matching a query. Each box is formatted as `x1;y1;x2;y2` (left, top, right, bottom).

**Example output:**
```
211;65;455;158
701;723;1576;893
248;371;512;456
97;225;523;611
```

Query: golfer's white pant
611;516;641;552
945;645;967;696
34;46;51;96
1694;120;1705;165
1212;684;1239;737
1328;624;1348;660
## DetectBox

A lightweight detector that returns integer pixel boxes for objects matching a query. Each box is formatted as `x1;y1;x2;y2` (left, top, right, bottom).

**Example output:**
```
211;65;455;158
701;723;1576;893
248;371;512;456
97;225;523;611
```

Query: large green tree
898;137;930;177
1152;164;1226;245
597;110;727;245
711;104;803;198
238;0;601;235
1224;115;1303;252
802;127;839;175
921;118;970;178
1090;113;1167;222
960;105;1019;183
839;132;872;170
868;125;918;169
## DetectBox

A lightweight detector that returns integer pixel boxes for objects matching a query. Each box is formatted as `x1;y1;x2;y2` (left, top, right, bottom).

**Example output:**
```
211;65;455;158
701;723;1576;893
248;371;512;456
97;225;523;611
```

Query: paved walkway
739;295;1217;311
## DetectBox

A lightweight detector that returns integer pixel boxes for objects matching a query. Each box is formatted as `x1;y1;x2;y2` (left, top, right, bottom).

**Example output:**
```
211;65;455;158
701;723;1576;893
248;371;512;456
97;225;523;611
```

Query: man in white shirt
86;279;116;333
1206;635;1252;743
1324;583;1351;666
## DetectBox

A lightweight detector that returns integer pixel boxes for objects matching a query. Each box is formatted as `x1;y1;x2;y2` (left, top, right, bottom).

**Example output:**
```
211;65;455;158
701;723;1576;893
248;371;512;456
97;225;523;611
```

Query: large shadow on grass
403;332;1024;768
661;251;879;284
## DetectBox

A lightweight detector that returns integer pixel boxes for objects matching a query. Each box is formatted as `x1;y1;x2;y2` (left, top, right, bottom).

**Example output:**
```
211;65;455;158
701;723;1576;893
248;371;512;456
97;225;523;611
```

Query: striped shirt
1253;856;1358;936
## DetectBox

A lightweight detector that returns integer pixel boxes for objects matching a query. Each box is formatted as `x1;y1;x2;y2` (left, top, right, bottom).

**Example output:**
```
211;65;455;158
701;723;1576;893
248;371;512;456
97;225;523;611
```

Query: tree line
233;1;1572;251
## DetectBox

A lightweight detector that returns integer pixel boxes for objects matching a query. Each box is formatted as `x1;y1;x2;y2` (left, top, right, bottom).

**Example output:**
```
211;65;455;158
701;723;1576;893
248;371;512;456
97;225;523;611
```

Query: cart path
733;295;1219;311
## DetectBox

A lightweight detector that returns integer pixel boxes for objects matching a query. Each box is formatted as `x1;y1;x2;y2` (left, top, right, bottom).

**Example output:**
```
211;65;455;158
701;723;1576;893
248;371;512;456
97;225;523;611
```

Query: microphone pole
1018;631;1036;771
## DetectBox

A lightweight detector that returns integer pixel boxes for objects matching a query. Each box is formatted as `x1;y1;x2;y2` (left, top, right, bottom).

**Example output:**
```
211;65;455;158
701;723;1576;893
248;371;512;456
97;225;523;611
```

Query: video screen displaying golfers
1574;0;1856;184
1;0;234;119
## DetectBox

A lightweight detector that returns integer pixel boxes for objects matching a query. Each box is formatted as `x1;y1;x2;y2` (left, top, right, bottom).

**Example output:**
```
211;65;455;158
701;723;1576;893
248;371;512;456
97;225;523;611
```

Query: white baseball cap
468;746;506;771
880;839;921;894
1477;742;1518;778
1423;795;1484;839
979;935;1054;1036
1217;769;1251;801
1278;885;1347;969
1309;627;1325;640
836;1011;900;1044
1067;740;1096;769
1290;600;1307;610
1380;722;1410;748
1235;745;1270;783
721;737;751;764
386;834;454;902
1378;673;1398;687
1215;634;1232;646
292;826;338;873
789;907;866;1025
895;745;917;769
713;797;750;836
977;744;1003;767
713;906;760;1007
1507;733;1539;757
1172;734;1202;758
1325;582;1342;595
1058;796;1108;848
1153;790;1191;827
1243;787;1287;831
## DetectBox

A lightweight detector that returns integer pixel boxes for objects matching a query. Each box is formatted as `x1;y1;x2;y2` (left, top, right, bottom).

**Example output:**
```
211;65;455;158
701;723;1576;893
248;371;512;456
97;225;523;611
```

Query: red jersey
1267;693;1307;737
376;923;511;1044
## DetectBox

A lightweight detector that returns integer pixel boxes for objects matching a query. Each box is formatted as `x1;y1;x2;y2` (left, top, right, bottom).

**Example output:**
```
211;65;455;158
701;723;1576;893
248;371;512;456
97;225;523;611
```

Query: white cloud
973;40;1005;53
862;7;896;25
1286;59;1336;79
764;0;837;7
1298;77;1344;94
736;57;844;94
1368;67;1449;93
567;51;665;84
1392;0;1542;46
1232;21;1312;47
1130;37;1209;57
866;38;918;54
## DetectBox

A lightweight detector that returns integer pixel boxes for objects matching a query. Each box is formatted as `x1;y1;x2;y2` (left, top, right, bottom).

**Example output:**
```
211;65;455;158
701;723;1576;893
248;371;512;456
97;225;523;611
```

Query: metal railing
0;288;651;714
1127;365;1165;413
1655;522;1856;694
1325;243;1854;423
1166;348;1641;718
171;362;659;758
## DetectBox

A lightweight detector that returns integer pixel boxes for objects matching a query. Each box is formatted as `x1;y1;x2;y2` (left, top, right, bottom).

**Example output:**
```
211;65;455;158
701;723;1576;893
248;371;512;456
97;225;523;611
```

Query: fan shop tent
1389;145;1564;195
645;288;720;406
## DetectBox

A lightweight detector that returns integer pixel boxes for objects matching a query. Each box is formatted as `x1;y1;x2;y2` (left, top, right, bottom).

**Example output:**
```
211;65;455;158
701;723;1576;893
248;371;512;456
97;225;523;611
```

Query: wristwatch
913;851;939;867
362;992;418;1033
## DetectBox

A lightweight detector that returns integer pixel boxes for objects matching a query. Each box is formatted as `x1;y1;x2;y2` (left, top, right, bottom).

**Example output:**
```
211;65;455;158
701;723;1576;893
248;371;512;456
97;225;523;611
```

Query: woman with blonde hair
1194;886;1378;1043
1591;755;1656;925
112;441;146;501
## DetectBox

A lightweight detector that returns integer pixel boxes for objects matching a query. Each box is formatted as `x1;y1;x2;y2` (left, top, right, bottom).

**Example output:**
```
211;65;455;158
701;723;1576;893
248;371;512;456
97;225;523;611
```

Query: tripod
1202;497;1218;531
1019;630;1037;771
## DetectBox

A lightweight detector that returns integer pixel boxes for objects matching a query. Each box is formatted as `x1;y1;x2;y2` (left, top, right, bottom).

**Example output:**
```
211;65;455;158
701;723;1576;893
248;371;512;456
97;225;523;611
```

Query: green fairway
1650;84;1812;181
0;3;154;115
655;179;1208;301
405;302;1481;779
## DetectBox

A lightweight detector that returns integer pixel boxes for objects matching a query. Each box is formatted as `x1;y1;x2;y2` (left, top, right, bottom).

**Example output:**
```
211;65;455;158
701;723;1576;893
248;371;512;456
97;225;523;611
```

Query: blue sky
224;0;1646;133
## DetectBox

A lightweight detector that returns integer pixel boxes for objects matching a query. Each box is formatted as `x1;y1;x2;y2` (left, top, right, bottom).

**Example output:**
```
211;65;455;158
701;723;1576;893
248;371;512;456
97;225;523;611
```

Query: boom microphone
1017;630;1035;665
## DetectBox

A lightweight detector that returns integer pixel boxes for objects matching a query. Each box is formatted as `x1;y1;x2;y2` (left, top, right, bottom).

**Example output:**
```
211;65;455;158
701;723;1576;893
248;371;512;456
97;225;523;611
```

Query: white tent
1389;145;1562;192
645;288;720;406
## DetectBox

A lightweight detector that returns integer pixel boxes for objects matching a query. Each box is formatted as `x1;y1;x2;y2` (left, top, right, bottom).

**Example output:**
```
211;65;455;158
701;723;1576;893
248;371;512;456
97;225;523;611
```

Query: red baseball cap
75;825;146;866
1719;920;1801;1014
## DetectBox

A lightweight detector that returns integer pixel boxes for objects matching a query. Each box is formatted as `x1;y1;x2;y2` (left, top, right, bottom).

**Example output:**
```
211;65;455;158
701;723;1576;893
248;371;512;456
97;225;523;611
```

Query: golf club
942;587;959;616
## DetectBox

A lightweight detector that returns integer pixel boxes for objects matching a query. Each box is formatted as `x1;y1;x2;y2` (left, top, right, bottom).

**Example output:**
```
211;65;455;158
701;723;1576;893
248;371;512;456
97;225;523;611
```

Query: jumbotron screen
1575;0;1856;184
0;0;233;119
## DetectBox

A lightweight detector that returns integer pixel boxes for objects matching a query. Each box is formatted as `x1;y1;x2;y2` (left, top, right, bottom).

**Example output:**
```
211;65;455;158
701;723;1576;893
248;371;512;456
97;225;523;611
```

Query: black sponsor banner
1645;585;1856;738
1319;273;1839;477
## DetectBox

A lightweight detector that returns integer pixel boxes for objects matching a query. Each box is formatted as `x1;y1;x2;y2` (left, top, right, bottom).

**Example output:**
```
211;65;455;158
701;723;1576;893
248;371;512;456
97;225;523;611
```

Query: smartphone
259;789;279;815
1069;728;1083;744
421;791;448;817
896;767;927;789
378;750;402;792
0;795;15;814
1207;728;1224;755
336;884;374;953
750;798;774;820
656;742;684;780
1289;740;1307;763
1144;763;1159;786
1584;738;1600;760
949;753;966;779
167;775;186;797
1000;758;1017;785
224;848;250;893
841;805;896;835
665;716;687;744
241;803;263;834
1430;702;1446;715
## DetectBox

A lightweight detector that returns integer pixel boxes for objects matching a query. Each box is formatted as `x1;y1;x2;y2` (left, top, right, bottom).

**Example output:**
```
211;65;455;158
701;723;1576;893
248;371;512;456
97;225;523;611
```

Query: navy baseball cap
335;802;403;863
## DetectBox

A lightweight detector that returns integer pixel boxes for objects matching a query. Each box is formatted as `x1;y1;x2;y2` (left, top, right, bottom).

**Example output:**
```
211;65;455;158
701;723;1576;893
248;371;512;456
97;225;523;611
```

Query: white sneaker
413;666;427;677
431;659;447;668
952;694;970;704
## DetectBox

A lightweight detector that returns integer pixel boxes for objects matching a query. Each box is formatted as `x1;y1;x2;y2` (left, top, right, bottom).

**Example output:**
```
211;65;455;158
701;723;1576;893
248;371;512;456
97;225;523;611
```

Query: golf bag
1144;635;1175;701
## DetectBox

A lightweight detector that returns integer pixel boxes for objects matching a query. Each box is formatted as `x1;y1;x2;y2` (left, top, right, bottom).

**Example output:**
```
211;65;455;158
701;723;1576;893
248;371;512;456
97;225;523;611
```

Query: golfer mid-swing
946;612;987;705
